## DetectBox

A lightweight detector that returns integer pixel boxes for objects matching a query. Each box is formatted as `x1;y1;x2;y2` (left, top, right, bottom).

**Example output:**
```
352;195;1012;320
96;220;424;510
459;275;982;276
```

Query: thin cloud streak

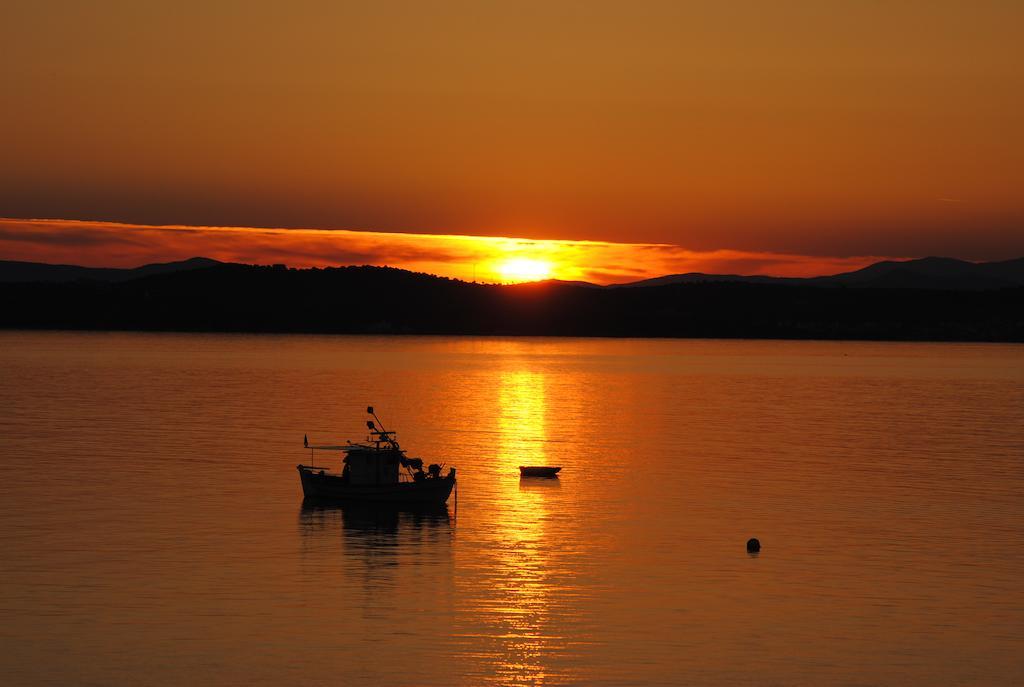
0;218;902;284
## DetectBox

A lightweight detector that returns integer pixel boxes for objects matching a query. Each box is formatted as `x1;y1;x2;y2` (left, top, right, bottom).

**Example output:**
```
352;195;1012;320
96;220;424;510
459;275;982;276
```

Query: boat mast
366;405;400;451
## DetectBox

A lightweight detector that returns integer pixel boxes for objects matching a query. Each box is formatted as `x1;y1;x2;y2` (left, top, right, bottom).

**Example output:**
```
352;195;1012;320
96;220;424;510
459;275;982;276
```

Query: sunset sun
496;257;553;283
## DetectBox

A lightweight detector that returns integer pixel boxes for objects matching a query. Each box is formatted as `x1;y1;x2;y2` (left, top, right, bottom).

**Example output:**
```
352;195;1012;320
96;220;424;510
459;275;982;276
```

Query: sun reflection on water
486;370;561;683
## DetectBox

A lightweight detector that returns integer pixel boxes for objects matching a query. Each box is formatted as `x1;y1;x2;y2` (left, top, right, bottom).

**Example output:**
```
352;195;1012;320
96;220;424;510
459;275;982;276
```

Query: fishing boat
297;407;456;505
519;465;561;478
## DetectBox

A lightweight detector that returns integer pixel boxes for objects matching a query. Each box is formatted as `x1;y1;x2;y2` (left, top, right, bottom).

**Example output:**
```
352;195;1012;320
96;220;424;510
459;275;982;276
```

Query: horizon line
0;216;919;285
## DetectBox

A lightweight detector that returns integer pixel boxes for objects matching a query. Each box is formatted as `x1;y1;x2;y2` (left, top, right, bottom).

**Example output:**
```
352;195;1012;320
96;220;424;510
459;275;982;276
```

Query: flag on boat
304;434;308;448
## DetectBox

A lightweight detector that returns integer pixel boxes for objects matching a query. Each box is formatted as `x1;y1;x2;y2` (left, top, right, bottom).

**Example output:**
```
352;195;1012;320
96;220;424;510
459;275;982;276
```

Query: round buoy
746;538;761;553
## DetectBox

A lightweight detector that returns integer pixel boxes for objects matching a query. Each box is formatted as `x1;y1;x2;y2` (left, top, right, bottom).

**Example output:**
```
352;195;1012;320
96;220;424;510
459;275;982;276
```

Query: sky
0;218;900;284
1;1;1022;281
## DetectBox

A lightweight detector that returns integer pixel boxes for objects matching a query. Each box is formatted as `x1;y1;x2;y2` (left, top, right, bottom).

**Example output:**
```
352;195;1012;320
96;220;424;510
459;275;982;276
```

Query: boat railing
298;464;337;473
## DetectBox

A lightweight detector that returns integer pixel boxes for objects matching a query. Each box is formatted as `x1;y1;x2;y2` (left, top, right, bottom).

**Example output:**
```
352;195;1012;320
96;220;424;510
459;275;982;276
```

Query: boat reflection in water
519;474;562;490
299;500;453;563
300;500;453;532
298;500;455;642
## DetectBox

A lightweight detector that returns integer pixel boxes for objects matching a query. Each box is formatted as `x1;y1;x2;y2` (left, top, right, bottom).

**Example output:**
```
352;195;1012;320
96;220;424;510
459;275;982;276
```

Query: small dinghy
519;465;561;478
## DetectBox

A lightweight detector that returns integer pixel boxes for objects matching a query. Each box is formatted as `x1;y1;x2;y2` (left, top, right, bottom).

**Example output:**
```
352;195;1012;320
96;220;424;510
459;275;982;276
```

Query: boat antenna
367;406;400;450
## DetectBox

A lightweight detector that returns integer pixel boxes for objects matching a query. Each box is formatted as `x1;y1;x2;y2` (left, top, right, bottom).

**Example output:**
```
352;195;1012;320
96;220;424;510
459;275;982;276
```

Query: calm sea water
1;332;1022;686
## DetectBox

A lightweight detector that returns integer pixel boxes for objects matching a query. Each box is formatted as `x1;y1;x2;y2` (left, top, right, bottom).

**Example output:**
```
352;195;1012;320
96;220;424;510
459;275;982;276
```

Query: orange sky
1;2;1022;264
0;218;900;284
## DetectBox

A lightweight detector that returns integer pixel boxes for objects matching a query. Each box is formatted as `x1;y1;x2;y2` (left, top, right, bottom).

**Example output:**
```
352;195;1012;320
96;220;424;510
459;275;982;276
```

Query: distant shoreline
2;262;1022;344
2;326;1023;346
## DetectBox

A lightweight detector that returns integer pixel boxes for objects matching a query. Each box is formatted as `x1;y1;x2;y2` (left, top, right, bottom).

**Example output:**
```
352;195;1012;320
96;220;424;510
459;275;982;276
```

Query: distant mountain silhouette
1;260;1021;342
4;255;1022;291
809;257;1024;290
614;257;1024;291
0;257;220;283
615;273;797;288
535;278;604;289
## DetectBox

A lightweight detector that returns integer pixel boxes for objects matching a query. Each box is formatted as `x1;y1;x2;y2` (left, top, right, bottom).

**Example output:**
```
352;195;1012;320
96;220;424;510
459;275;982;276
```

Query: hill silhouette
1;260;1021;341
0;257;220;283
614;257;1024;290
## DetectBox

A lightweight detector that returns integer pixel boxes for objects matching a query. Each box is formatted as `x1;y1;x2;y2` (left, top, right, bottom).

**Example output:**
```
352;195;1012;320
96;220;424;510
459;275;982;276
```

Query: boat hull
519;466;561;477
297;465;455;504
